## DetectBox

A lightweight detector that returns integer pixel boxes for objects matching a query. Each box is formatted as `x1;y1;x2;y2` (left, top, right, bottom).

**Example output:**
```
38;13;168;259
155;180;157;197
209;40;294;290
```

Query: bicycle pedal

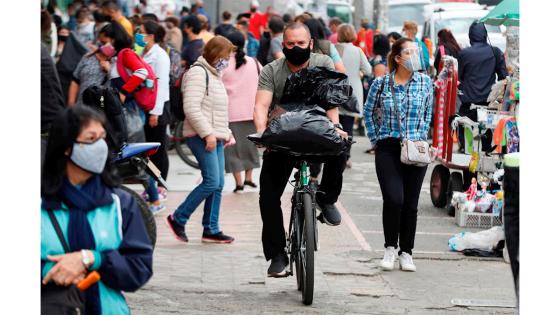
317;213;325;223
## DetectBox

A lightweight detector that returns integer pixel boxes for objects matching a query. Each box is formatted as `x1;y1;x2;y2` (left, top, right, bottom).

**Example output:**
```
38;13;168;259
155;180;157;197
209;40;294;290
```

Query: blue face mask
70;139;108;174
135;33;147;47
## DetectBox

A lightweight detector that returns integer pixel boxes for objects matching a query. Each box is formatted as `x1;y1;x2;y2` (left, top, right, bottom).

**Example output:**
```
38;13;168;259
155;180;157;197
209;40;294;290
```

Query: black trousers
503;165;519;299
375;138;427;255
339;115;355;160
259;150;346;260
144;103;170;181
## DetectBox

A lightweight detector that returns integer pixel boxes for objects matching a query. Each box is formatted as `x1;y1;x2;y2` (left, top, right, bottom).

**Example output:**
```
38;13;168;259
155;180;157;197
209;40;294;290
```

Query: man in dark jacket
458;22;508;105
41;43;65;164
457;22;508;150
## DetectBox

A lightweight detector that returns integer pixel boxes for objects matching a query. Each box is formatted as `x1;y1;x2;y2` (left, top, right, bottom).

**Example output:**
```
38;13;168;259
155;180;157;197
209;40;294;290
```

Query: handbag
41;210;86;315
389;76;435;167
122;102;146;143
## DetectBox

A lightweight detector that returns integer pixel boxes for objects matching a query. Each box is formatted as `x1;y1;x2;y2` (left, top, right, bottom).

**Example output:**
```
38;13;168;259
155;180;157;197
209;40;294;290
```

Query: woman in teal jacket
41;105;153;314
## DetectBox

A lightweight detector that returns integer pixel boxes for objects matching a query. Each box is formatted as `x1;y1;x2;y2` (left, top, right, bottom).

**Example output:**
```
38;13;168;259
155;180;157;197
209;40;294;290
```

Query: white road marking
337;201;372;252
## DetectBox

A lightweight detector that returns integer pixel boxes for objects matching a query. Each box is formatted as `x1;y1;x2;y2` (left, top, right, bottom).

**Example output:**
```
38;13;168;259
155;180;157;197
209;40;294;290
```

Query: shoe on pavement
317;202;341;226
399;252;417;272
233;185;244;193
202;232;235;244
267;253;289;277
149;203;166;215
166;215;188;242
379;246;397;271
244;180;258;188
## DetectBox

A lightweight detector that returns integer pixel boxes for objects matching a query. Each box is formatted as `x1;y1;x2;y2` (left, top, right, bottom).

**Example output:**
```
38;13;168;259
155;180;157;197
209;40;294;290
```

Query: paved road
124;136;516;314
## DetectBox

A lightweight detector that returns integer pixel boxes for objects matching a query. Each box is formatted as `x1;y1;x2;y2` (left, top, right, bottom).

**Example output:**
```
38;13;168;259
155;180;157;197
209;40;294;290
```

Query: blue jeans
173;136;224;234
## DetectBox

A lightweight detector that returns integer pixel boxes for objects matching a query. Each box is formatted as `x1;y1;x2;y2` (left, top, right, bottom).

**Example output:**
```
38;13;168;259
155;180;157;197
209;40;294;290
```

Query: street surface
124;136;516;314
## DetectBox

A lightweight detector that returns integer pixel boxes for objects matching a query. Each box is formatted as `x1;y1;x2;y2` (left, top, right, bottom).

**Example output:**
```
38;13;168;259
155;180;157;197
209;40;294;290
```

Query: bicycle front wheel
173;121;199;169
300;192;315;305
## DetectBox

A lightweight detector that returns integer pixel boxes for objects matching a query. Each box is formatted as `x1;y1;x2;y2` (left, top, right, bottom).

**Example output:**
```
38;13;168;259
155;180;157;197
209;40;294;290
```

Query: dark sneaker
317;202;342;226
202;232;235;244
233;185;244;193
267;253;289;277
166;215;188;242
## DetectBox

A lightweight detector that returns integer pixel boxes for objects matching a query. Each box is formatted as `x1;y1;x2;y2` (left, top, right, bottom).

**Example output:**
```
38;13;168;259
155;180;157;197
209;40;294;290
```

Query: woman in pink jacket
221;31;262;193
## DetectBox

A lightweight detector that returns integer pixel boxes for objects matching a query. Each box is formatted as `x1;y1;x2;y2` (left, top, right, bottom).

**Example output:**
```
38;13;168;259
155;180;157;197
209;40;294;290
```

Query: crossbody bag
389;76;435;167
41;210;86;315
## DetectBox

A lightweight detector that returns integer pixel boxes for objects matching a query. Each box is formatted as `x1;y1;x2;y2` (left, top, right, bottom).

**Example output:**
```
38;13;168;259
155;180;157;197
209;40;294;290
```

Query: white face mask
399;46;422;72
214;58;229;72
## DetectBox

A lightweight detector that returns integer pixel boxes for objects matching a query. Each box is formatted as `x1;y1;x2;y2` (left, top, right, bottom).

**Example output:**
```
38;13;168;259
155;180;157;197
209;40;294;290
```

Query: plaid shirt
363;71;434;146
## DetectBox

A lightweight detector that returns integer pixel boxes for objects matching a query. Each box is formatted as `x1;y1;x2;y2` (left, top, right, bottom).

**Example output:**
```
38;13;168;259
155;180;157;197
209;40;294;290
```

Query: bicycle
287;157;318;305
167;118;199;169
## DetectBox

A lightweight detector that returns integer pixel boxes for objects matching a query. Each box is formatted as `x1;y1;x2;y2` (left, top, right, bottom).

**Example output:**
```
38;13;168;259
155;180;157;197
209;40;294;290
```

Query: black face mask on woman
282;44;311;66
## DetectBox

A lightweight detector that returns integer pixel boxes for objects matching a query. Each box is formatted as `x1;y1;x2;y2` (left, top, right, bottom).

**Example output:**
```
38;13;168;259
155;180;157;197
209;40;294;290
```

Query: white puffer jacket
181;56;232;140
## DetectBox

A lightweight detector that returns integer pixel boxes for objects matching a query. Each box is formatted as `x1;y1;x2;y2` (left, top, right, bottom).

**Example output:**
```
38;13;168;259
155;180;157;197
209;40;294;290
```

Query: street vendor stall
429;0;520;228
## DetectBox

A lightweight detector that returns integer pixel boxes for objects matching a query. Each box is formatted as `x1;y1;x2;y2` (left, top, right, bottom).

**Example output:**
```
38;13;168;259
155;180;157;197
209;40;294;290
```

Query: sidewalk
124;148;516;314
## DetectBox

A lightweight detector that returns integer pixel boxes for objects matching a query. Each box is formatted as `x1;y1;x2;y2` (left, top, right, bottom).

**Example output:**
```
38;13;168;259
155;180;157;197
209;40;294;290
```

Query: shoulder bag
389;76;435;167
41;210;86;315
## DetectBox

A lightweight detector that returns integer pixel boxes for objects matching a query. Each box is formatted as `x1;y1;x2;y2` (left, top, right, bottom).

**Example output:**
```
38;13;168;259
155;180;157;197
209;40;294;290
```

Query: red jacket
353;28;373;59
118;48;148;94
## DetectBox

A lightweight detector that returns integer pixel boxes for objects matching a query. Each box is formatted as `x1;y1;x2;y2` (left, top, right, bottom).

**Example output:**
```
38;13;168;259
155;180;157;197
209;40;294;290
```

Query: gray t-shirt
266;34;283;64
257;53;335;113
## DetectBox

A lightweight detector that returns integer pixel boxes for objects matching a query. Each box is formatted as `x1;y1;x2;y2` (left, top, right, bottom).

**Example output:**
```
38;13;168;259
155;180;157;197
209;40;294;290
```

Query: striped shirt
363;71;434;146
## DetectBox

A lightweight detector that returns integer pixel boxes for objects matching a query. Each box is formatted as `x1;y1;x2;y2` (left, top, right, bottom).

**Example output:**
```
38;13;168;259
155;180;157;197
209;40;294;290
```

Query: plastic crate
456;210;502;228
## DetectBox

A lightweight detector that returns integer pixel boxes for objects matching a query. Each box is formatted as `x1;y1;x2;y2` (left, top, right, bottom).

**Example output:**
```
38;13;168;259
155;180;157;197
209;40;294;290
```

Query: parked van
422;3;506;53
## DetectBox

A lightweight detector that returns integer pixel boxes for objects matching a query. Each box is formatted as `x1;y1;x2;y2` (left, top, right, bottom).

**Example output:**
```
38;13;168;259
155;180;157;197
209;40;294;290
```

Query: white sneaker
379;246;397;271
399;252;417;272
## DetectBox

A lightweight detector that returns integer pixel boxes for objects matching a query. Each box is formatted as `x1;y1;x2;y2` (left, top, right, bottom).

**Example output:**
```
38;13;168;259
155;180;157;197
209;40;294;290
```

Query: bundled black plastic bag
280;67;354;112
257;106;346;156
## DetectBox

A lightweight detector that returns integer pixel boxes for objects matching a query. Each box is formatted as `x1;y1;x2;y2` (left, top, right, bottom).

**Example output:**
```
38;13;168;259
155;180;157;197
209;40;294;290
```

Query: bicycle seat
113;142;161;162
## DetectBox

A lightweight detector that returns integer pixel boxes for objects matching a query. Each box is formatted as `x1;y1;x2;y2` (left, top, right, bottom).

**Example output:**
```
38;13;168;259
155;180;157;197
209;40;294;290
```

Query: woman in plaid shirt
363;37;434;273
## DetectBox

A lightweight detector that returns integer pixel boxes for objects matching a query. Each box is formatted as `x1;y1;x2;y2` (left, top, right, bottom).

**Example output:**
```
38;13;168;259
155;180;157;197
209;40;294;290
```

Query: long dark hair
42;106;120;198
98;21;133;53
226;31;246;69
437;29;461;56
143;20;166;44
303;18;329;54
373;34;391;58
388;37;413;73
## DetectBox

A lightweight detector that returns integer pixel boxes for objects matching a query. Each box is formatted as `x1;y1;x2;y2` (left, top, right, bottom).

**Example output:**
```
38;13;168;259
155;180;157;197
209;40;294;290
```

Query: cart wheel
430;165;450;208
447;172;463;217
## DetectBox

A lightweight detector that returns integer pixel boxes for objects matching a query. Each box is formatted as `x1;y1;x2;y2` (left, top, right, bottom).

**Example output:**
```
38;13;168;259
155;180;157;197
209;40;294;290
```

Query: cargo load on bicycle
250;67;353;156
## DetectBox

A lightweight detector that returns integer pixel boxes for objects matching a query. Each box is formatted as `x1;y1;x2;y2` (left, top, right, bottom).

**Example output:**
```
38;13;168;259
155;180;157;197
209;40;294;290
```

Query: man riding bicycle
253;22;348;277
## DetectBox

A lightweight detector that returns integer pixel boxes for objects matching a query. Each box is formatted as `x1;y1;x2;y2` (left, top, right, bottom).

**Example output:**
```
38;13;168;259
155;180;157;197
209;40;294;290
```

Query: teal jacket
415;38;430;71
41;188;153;315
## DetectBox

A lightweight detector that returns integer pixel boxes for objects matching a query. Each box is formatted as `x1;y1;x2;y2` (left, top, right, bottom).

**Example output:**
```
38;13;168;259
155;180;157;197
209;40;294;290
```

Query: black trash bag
258;106;346;156
342;95;360;114
82;85;128;149
280;67;353;111
56;32;88;103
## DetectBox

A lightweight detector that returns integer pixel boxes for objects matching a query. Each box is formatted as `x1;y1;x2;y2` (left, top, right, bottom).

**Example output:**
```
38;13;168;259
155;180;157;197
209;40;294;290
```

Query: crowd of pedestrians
40;1;510;312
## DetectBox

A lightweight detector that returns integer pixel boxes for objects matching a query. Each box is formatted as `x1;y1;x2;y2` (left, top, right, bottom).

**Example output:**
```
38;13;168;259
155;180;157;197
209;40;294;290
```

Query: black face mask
250;8;257;13
282;44;311;66
58;35;69;42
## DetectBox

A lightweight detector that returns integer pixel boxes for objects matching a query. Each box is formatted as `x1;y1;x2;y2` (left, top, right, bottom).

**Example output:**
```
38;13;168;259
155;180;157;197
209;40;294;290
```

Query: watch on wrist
81;249;91;268
334;123;343;130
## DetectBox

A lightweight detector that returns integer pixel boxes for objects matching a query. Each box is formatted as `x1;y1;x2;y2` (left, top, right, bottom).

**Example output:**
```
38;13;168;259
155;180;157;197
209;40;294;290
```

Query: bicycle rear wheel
300;192;315;305
173;121;199;169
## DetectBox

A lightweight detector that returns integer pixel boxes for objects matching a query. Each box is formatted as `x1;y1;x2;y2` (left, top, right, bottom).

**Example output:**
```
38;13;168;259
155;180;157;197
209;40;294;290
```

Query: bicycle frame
287;160;318;277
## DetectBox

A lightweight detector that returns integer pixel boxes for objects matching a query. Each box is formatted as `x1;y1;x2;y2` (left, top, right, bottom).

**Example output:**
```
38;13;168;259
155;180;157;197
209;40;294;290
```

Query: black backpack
170;63;209;121
82;85;128;150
